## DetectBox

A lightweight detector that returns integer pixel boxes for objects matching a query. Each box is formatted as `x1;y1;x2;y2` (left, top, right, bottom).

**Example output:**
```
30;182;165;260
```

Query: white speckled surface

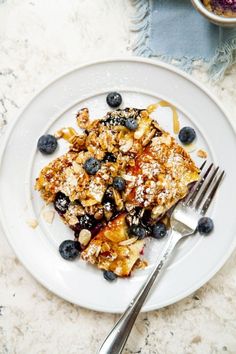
0;1;236;353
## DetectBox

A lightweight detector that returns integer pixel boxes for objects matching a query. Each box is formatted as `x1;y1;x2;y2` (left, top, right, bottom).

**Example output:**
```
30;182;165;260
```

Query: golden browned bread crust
81;213;145;276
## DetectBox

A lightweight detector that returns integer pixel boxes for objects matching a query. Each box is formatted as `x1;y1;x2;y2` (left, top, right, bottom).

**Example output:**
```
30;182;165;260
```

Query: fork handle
97;231;182;354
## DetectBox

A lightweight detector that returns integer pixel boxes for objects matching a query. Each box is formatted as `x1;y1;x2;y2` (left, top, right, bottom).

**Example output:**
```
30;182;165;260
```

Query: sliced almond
112;188;124;211
119;237;138;246
142;128;156;146
26;218;38;229
42;210;55;224
197;149;208;159
79;229;92;247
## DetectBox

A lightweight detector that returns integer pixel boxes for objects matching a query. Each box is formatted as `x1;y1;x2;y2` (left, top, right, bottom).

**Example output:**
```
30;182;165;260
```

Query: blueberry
84;157;101;175
113;176;126;191
141;210;152;227
103;270;117;282
152;222;167;239
129;224;148;240
198;217;214;235
125;117;138;131
178;127;196;145
37;134;58;154
74;241;82;251
102;187;114;204
103;152;117;163
106;92;122;108
59;240;80;260
78;214;95;230
54;192;70;214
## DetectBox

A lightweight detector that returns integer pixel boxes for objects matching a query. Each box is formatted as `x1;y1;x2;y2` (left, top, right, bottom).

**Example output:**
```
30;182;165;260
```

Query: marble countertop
0;1;236;353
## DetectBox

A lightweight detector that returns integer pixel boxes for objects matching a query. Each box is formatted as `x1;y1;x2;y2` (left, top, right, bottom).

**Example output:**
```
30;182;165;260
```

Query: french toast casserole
35;106;199;277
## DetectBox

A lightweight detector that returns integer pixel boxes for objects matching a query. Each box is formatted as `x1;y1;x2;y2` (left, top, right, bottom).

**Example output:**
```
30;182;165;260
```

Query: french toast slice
81;214;145;277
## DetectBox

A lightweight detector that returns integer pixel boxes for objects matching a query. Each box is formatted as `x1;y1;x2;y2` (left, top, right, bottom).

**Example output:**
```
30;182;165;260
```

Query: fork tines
185;161;225;215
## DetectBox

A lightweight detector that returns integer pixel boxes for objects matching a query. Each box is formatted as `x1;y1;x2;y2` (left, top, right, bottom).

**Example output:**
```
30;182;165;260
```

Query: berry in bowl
191;0;236;26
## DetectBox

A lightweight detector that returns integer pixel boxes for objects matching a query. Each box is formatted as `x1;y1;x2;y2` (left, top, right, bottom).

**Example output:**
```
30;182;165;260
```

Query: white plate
1;58;236;314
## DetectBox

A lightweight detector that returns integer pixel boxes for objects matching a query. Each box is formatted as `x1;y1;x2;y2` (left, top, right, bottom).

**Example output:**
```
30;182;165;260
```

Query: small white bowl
191;0;236;27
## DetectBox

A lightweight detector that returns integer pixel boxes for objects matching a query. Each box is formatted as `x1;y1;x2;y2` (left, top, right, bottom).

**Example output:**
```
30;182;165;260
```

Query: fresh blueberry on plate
152;222;167;239
178;127;196;145
106;92;122;108
103;270;117;282
54;192;70;214
113;176;126;191
129;224;148;240
84;157;101;175
59;240;80;260
125;117;138;131
37;134;58;154
198;217;214;235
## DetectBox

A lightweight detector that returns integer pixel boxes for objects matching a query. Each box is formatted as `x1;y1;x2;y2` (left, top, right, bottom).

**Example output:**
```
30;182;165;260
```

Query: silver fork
98;163;225;354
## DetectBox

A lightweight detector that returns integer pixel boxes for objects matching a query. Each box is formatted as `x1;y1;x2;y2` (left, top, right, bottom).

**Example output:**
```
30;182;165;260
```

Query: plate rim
1;57;236;313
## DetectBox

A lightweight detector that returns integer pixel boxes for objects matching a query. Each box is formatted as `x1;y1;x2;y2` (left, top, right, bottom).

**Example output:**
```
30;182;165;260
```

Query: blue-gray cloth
132;0;236;81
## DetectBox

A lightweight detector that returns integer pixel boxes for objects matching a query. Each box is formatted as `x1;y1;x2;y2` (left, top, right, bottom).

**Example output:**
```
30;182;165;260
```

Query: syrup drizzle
147;100;180;134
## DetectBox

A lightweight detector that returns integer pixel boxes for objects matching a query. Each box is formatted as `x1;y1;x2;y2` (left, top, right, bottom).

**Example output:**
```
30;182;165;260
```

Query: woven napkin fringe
130;0;152;56
131;0;236;81
208;35;236;81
